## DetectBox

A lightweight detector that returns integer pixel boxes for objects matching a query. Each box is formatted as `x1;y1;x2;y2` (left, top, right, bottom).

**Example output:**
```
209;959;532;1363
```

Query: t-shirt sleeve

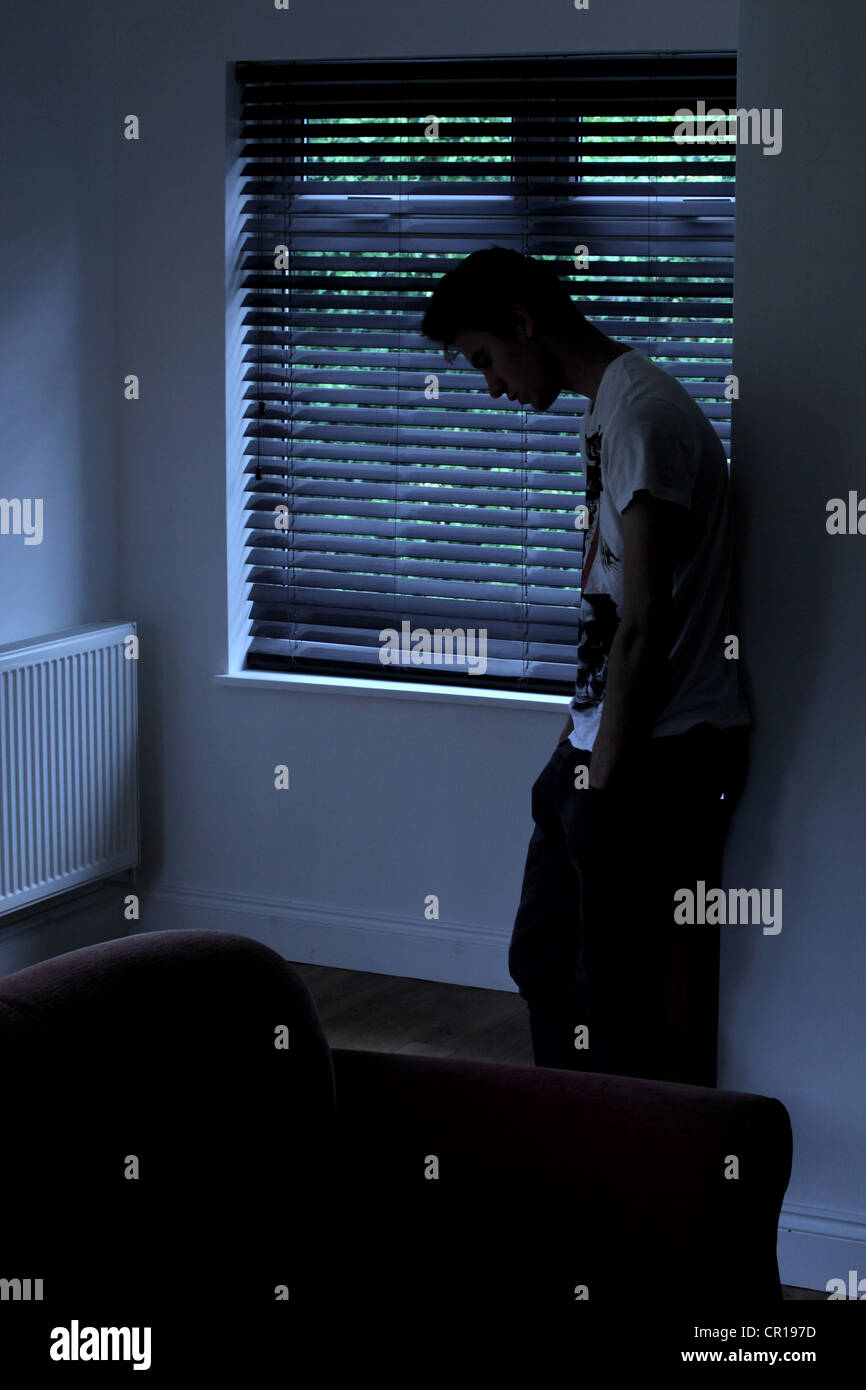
603;399;698;515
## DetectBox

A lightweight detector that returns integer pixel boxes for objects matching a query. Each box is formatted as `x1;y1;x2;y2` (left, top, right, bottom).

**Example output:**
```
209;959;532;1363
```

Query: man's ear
513;304;534;338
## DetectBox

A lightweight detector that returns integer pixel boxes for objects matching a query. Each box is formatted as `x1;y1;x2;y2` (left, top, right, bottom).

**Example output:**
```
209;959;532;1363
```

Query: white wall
0;1;122;958
722;0;866;1289
0;0;117;649
3;0;864;1292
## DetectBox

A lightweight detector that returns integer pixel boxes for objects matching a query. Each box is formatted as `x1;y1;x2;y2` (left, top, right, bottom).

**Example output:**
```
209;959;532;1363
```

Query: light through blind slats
233;52;736;691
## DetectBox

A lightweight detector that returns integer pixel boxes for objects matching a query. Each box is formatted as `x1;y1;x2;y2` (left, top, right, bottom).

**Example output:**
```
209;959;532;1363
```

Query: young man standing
421;246;751;1086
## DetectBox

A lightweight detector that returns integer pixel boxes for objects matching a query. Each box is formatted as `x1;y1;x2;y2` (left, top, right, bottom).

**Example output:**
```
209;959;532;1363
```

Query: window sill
214;669;567;713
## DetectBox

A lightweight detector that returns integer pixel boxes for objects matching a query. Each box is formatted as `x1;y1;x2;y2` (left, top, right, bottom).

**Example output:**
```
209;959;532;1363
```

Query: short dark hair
420;246;585;361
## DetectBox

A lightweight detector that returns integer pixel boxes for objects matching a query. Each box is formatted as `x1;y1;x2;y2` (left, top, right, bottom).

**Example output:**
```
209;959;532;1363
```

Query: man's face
454;314;565;412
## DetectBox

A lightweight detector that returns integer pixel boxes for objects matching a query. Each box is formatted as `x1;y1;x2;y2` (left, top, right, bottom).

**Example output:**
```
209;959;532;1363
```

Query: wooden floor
288;958;828;1302
289;959;534;1064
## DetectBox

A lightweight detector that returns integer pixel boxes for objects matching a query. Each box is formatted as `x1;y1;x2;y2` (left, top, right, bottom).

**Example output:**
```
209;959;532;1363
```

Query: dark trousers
508;722;749;1086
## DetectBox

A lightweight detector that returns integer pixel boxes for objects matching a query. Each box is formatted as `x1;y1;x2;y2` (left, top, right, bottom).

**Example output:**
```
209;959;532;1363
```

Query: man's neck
560;332;632;409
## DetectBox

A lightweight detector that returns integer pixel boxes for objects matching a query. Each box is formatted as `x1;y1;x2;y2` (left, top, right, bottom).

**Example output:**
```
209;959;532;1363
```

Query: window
232;52;736;692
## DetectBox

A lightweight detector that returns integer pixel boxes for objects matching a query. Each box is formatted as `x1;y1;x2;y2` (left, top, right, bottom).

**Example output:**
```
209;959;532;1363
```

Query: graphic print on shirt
582;426;603;542
572;426;621;713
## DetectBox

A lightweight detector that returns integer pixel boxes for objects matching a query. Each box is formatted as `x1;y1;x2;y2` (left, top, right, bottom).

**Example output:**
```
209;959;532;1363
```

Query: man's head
420;246;588;412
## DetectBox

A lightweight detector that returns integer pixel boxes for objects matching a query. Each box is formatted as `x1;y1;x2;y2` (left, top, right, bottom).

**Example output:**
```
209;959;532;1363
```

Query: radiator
0;622;140;915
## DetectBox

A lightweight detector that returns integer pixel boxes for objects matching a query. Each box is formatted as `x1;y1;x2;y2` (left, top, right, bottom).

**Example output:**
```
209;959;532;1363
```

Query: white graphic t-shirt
569;348;752;751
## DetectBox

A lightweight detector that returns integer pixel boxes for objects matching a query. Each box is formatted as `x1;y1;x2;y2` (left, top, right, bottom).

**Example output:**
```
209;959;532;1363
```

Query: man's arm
587;489;688;790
